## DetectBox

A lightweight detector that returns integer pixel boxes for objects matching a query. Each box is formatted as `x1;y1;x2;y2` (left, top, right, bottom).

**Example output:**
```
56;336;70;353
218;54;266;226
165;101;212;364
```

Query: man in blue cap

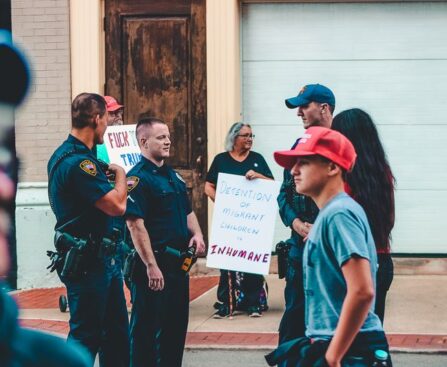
277;83;336;359
285;83;335;129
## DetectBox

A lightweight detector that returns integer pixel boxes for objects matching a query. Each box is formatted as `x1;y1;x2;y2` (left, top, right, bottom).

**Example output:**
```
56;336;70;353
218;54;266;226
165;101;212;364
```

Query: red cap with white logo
274;126;357;171
104;96;124;112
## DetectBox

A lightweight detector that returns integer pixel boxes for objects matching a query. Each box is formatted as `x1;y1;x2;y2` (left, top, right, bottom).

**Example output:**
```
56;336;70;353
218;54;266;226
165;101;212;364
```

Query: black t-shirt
206;151;274;184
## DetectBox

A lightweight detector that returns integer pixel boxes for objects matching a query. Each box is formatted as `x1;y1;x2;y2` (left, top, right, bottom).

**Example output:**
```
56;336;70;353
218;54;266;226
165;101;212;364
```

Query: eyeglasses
237;134;255;139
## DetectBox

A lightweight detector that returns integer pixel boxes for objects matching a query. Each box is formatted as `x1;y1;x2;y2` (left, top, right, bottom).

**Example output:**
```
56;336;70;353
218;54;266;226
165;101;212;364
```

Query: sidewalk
12;273;447;353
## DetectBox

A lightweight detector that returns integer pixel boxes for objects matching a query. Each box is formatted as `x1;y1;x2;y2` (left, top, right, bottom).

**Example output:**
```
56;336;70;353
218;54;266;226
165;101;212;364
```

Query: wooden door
105;0;207;236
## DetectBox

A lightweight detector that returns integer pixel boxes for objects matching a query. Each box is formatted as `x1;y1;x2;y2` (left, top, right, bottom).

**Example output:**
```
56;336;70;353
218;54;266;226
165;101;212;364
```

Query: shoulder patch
79;160;97;176
127;176;140;192
175;171;185;183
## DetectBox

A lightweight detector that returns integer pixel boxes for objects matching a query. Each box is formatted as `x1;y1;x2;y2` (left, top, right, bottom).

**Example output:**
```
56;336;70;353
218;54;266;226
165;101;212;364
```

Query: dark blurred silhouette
0;26;91;366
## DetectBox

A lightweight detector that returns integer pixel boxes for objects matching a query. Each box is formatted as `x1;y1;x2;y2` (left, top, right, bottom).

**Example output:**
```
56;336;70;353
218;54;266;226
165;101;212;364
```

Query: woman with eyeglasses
205;122;274;318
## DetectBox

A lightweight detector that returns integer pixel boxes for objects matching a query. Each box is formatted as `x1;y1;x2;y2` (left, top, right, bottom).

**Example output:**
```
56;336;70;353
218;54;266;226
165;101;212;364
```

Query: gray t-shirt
303;192;383;340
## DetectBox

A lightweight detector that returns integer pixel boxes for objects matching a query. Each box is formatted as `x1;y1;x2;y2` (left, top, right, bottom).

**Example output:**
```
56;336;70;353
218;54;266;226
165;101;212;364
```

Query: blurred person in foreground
0;30;90;367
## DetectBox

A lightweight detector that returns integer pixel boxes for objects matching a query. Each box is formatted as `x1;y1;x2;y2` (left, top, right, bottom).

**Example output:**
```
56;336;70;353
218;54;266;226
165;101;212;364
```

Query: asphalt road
183;349;447;367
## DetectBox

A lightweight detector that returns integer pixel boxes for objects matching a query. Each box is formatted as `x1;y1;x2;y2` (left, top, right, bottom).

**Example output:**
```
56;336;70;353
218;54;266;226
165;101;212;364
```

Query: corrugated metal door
242;2;447;253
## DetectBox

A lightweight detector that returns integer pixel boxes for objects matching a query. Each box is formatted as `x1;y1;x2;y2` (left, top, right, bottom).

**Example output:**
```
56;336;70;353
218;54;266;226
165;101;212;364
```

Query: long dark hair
332;108;395;251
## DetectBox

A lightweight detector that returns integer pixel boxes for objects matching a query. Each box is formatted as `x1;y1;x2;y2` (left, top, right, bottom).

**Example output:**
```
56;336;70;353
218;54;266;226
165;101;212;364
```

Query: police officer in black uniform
277;84;335;353
125;116;206;367
47;93;129;367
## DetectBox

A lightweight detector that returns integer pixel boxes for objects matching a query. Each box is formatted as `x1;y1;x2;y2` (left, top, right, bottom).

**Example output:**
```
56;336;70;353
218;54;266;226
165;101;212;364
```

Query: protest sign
102;124;141;172
206;173;281;275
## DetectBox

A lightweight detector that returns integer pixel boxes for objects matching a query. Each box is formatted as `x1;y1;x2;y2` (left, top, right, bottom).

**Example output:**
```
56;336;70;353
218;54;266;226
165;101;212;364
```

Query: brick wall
11;0;71;182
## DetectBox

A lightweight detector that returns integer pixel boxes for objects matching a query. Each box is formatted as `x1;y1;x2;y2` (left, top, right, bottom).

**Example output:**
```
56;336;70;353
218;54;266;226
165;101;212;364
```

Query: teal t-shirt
303;192;383;339
96;144;109;163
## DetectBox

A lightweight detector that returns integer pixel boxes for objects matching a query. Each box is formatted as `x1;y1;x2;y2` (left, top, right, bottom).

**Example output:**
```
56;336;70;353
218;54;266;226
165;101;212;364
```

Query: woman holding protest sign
205;122;274;318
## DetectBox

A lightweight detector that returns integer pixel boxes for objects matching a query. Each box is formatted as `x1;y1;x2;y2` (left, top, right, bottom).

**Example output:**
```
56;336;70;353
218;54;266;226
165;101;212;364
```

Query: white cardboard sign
103;124;141;173
206;173;281;275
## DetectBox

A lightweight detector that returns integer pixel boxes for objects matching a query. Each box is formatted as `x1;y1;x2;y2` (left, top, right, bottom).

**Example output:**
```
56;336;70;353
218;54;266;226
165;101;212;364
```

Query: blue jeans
62;255;129;367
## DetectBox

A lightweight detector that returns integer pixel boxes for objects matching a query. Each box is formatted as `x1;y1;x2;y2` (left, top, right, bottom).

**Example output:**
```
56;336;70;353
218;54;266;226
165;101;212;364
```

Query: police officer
277;84;335;349
47;93;129;367
125;116;206;367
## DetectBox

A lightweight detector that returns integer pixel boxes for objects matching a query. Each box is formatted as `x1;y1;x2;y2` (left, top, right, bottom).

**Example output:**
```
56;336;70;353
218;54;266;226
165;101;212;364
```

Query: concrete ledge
16;182;60;289
191;256;447;276
394;257;447;275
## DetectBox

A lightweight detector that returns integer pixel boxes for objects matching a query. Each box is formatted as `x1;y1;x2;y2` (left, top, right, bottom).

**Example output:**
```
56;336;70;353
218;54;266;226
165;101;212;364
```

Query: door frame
69;0;241;237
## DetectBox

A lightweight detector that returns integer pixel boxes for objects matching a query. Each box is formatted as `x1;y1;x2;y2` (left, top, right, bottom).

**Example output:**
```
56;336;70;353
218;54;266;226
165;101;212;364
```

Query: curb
20;321;447;354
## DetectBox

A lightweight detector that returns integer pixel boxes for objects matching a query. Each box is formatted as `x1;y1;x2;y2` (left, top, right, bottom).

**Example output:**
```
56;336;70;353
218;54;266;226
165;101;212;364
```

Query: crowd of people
0;76;395;366
267;84;395;367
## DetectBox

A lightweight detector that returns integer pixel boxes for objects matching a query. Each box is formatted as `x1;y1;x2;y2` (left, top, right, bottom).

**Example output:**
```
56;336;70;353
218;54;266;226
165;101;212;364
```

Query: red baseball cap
274;126;357;171
104;96;124;112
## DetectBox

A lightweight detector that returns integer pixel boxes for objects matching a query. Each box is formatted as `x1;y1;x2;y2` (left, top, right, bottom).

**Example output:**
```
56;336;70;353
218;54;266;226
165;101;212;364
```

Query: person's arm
187;211;206;255
246;153;275;181
204;181;216;202
95;163;127;216
126;216;164;291
324;257;375;367
277;169;298;227
205;155;220;201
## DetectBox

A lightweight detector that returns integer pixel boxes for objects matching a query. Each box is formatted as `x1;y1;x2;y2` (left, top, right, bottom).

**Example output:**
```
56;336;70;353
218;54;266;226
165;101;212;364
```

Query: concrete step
191;256;447;276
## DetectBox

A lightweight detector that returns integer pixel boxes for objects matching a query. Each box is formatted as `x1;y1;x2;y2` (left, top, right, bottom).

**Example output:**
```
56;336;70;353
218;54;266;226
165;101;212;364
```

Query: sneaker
248;306;262;318
213;305;231;319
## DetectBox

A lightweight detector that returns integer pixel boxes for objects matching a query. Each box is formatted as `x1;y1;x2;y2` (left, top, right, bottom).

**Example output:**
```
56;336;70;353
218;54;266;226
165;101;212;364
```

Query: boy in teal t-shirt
271;127;391;367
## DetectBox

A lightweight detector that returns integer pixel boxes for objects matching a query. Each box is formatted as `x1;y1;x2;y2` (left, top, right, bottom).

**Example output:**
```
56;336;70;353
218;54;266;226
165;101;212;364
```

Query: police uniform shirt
48;134;114;239
125;156;192;252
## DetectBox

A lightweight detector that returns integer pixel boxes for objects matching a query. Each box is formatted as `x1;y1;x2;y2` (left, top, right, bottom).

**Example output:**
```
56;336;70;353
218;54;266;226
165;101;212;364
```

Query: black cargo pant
375;253;394;324
130;269;189;367
278;243;305;343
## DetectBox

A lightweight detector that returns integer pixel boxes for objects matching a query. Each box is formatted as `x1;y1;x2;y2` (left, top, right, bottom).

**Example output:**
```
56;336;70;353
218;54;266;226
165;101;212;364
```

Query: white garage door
242;2;447;253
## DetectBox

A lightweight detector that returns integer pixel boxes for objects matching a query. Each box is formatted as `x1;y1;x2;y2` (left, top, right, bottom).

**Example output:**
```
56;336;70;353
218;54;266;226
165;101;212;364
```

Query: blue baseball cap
285;84;335;109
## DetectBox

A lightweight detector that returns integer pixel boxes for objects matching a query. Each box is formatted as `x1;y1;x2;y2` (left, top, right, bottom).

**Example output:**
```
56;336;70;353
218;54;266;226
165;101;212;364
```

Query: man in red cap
97;96;126;161
270;127;391;367
104;96;124;126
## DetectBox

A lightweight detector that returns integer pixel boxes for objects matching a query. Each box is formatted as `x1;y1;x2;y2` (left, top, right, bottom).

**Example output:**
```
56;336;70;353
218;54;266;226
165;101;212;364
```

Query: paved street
183;349;447;367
